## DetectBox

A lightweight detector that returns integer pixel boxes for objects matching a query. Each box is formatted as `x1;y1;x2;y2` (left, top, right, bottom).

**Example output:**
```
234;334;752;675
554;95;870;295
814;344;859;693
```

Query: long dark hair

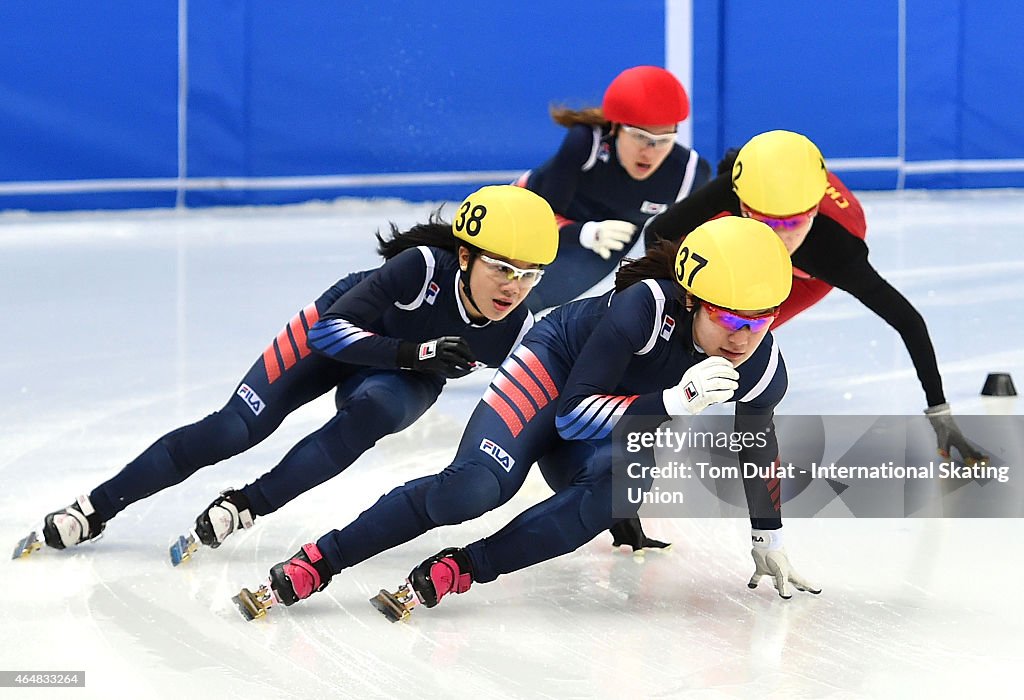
614;239;680;294
375;208;476;260
549;105;610;128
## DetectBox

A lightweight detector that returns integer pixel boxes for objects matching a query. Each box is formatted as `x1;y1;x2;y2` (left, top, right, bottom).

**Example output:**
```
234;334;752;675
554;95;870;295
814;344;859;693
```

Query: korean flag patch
425;281;440;305
660;315;676;341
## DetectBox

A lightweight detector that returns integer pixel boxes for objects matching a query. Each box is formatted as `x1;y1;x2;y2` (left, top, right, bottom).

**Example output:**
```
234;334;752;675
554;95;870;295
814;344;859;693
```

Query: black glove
609;518;670;552
925;403;987;465
397;336;476;379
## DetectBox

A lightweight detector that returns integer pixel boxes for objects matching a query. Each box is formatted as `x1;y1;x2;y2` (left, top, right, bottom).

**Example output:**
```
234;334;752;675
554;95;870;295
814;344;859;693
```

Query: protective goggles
701;301;778;333
743;205;817;231
620;125;677;150
478;254;545;287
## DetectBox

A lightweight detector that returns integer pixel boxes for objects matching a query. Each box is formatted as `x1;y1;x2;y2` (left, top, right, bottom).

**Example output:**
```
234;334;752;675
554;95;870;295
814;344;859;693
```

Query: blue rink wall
2;1;1023;211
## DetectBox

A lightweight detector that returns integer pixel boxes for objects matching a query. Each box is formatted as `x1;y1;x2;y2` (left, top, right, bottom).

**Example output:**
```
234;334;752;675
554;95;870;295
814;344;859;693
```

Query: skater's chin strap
459;254;487;320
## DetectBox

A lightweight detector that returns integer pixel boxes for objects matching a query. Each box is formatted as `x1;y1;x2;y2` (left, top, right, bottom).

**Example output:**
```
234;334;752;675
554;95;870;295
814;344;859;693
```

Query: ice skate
13;495;106;559
371;547;473;622
11;530;42;559
170;489;253;566
233;543;332;621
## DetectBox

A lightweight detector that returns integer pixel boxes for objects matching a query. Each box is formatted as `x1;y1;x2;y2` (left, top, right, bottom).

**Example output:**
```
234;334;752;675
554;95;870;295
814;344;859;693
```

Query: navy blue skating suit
87;246;533;522
519;124;711;312
315;277;786;583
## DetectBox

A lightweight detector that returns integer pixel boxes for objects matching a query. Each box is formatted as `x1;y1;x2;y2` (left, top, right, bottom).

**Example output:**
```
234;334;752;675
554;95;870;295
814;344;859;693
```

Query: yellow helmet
452;185;558;265
674;216;792;310
732;130;828;217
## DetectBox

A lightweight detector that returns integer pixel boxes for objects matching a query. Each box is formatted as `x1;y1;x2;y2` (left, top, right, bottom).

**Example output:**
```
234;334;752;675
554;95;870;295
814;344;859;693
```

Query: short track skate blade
11;531;42;560
169;533;199;566
233;587;273;621
370;589;414;623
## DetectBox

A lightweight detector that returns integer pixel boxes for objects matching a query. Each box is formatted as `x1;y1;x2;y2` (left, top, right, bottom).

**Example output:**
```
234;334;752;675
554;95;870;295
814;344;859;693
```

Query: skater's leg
314;406;549;572
539;442;668;552
315;343;568;574
87;348;346;523
465;440;651;583
239;370;444;516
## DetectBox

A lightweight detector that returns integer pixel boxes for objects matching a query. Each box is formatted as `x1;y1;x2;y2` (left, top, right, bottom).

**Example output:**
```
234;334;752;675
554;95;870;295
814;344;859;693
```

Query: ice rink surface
2;191;1023;699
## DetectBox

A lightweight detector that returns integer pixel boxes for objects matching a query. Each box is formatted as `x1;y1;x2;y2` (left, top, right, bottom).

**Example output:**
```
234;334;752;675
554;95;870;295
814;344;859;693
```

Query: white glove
662;356;739;415
748;529;821;599
579;220;636;259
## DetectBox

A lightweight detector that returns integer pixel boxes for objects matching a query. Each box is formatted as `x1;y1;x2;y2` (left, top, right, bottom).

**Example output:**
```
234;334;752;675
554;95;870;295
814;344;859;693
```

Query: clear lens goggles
620;125;677;150
478;254;545;287
701;301;778;333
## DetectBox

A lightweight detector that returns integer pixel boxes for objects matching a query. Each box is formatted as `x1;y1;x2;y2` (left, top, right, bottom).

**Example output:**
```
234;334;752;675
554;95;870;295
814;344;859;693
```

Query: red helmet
601;66;689;125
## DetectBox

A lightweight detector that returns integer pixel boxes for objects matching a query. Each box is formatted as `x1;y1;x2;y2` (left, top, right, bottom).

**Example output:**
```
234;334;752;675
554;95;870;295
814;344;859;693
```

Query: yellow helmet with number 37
452;185;558;265
674;216;792;310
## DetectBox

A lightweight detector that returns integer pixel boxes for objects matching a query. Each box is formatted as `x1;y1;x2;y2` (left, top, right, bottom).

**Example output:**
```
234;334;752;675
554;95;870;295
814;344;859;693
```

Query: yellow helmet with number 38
674;216;793;310
452;185;558;265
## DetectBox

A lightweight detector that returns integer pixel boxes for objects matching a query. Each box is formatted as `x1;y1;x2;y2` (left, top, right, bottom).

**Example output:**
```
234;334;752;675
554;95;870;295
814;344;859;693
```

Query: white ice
1;191;1023;699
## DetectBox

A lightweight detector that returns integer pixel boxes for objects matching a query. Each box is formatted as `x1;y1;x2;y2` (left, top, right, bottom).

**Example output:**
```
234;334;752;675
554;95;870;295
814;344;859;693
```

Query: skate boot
233;543;333;621
269;543;333;606
170;489;254;565
42;495;106;550
194;489;254;548
371;547;473;622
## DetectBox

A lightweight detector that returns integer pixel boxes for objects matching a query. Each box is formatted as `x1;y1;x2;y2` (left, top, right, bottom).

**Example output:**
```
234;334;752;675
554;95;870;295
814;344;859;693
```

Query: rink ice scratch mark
307;590;415;697
246;520;403;697
83;557;330;699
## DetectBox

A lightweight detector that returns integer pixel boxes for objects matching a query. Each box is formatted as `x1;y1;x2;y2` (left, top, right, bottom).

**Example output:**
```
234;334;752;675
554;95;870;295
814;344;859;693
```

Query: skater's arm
798;224;945;407
555;283;672;440
307;247;434;368
735;403;783;531
733;339;788;530
525;125;593;223
738;402;821;598
642;174;736;245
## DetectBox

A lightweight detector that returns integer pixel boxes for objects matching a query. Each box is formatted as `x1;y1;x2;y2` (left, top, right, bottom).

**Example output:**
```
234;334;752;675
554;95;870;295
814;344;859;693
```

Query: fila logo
237;383;265;416
684;382;698;401
660;315;676;341
418;340;438;360
752;535;765;544
479;438;515;472
641;200;667;215
425;281;440;305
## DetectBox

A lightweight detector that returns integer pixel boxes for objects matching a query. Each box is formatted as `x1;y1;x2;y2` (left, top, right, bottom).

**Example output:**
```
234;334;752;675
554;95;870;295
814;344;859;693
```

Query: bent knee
579;478;618;533
169;407;254;475
424;465;503;526
345;381;434;434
